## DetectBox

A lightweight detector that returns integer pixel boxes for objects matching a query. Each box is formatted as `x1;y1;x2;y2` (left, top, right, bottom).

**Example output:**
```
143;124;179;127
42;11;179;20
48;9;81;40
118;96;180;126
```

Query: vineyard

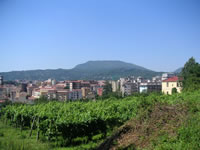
1;91;200;150
0;96;145;149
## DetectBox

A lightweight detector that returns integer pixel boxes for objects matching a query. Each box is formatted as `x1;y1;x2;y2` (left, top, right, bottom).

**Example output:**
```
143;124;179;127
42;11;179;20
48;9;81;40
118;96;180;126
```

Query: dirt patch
96;103;188;150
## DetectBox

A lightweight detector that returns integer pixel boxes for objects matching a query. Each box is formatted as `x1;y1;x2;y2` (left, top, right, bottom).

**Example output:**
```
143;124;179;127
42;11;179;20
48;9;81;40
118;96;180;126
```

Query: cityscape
0;0;200;150
0;72;181;104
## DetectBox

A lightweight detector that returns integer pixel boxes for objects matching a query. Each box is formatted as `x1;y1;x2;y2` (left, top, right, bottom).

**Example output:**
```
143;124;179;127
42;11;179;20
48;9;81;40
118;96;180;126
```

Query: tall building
81;87;91;99
122;83;138;96
0;75;3;85
52;79;57;86
0;88;4;99
70;81;81;91
111;80;120;92
20;83;27;92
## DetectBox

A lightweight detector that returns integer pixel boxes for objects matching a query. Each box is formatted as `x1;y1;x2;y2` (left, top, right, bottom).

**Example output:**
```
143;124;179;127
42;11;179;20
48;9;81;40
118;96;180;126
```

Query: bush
0;132;4;137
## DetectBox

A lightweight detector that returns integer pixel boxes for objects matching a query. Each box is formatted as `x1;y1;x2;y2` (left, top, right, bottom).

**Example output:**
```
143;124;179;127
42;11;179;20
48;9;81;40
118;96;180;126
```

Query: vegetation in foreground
1;90;200;150
0;121;51;150
98;91;200;150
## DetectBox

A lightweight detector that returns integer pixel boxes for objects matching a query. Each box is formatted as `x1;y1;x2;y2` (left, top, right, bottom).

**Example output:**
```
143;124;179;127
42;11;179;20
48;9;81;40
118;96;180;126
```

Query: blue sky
0;0;199;72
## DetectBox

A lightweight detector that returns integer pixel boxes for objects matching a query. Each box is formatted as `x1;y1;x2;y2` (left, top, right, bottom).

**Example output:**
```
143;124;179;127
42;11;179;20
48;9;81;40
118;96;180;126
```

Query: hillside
0;61;162;81
97;102;188;150
174;67;183;73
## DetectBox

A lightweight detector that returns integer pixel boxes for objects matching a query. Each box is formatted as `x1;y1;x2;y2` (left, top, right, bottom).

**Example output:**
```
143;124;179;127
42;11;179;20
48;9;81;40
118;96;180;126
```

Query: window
167;82;169;87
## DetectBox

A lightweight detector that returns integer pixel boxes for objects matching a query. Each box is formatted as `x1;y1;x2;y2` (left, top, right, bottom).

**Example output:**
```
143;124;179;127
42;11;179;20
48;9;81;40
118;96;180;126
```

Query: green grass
0;121;100;150
0;121;52;150
150;116;200;150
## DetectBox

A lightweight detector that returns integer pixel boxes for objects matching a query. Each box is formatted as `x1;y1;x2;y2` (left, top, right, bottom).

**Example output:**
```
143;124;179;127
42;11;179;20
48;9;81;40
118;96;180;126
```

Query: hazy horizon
1;0;200;72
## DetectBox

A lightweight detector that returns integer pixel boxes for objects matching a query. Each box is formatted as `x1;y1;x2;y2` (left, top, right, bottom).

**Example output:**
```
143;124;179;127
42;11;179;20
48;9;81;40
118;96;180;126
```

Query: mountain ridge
0;60;163;81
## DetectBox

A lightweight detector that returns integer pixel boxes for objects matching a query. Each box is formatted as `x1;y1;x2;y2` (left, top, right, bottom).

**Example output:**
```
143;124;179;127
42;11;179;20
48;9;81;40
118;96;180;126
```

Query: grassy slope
97;91;200;150
0;121;101;150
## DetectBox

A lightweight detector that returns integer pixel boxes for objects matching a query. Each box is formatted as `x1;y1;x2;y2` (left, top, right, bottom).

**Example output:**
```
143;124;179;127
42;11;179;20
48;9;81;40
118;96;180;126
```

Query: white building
111;80;120;92
162;73;175;81
0;75;3;85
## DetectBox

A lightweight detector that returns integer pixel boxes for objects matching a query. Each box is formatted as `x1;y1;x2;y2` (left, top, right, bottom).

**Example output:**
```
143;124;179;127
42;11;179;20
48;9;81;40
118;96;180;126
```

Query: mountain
0;61;163;81
174;67;183;74
74;60;148;71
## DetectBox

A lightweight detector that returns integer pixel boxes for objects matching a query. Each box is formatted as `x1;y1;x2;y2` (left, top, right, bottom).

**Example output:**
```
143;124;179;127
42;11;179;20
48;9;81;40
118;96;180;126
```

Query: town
0;72;181;104
0;0;199;149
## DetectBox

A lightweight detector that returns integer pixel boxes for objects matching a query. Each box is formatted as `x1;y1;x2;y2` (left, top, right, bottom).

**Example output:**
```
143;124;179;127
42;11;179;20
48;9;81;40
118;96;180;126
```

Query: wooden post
37;117;40;141
20;115;23;132
47;120;51;141
29;116;36;137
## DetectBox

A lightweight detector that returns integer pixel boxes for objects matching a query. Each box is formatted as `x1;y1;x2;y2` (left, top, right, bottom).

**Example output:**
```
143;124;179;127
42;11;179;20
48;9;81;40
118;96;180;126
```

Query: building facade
70;81;81;91
122;83;138;96
162;76;182;95
0;75;3;85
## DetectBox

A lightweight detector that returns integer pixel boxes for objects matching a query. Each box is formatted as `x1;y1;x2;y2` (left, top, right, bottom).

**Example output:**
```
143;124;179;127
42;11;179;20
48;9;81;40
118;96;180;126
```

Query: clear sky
0;0;199;72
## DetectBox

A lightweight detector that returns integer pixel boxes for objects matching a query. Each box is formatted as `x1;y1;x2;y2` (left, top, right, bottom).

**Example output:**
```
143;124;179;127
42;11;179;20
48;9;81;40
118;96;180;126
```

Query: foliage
0;97;142;147
180;57;200;91
172;87;177;94
64;86;69;89
34;96;50;104
151;112;200;150
1;91;200;149
102;81;113;99
0;121;51;150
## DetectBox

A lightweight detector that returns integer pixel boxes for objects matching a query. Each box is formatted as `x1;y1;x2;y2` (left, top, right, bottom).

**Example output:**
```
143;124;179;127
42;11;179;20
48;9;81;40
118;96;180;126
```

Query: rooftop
163;76;180;82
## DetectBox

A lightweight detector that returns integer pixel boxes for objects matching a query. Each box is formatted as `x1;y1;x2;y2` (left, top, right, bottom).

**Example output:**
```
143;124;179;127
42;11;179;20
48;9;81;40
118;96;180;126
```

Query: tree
180;57;200;91
35;95;49;104
102;81;112;99
64;86;69;89
172;88;177;94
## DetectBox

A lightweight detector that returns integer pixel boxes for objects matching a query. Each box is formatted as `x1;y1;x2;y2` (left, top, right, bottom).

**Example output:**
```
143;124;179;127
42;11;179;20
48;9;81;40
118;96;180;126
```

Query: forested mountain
0;61;162;81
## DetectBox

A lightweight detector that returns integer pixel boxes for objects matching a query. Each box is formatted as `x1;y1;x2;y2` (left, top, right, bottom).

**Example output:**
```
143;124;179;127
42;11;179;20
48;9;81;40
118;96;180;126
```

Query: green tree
102;81;112;99
180;57;200;91
172;87;177;94
35;95;49;104
64;86;69;89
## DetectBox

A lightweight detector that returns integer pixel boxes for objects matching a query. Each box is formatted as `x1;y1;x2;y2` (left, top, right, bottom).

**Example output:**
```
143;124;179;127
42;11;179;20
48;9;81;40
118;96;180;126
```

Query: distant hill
74;60;148;71
0;60;163;81
174;67;183;74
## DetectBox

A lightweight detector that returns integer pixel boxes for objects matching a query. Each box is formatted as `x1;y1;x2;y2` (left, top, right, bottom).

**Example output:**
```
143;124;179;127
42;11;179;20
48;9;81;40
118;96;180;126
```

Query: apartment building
122;82;138;96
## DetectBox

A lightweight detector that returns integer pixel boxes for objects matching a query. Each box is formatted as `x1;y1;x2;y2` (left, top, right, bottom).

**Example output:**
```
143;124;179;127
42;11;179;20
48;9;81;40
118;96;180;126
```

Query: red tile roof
163;76;180;82
0;100;5;103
